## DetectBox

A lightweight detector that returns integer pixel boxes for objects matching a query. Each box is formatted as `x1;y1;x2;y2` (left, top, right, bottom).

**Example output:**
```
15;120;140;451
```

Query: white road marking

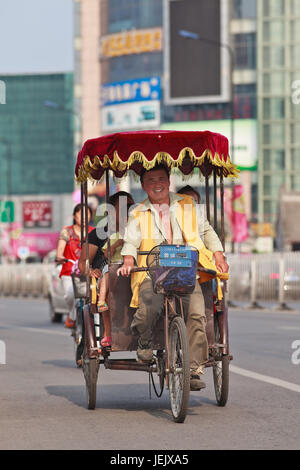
277;326;300;331
2;324;69;337
230;365;300;393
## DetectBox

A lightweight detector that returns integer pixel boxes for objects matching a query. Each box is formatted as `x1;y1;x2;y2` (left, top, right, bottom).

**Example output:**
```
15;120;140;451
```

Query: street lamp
178;29;236;253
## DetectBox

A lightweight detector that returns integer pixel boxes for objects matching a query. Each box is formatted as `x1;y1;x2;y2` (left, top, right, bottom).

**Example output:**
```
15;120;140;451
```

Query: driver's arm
118;213;141;276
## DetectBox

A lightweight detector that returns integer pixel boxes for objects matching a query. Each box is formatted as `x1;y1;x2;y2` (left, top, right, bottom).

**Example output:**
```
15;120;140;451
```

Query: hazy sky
0;0;74;74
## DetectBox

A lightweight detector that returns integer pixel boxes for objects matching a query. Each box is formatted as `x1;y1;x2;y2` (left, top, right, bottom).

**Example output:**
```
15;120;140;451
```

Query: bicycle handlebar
55;257;76;265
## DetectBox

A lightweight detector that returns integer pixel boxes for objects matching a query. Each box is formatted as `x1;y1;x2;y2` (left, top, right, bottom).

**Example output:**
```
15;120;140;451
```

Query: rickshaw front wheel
213;316;229;406
168;316;190;423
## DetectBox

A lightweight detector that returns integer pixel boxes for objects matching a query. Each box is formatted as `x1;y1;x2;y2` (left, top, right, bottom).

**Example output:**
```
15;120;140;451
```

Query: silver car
43;250;68;323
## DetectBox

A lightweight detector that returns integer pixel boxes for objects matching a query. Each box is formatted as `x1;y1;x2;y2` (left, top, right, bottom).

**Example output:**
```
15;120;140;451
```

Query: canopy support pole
205;171;210;223
213;167;217;232
220;168;225;251
105;169;111;265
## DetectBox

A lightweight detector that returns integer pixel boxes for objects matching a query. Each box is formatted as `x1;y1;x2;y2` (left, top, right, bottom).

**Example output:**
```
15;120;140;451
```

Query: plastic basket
147;245;198;296
71;274;87;298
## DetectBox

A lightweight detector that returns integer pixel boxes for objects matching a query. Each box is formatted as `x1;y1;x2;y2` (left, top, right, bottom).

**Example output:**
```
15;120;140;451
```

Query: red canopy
75;130;238;182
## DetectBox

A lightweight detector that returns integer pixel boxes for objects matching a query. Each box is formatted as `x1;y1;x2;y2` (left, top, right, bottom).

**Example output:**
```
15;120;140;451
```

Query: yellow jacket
128;194;228;308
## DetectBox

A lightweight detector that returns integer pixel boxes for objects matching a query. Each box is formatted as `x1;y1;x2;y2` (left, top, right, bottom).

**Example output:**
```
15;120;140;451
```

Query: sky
0;0;74;74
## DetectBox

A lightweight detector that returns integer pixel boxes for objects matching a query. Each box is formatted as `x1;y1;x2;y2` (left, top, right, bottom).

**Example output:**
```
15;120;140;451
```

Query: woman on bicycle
56;203;93;328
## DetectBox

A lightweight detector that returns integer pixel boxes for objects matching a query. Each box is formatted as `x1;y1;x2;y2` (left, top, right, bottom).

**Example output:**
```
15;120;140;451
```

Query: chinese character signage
102;77;161;106
101;28;162;58
22;201;52;228
102;77;161;132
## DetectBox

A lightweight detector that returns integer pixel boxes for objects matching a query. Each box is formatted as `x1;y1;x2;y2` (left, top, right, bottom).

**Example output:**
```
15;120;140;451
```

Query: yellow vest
130;194;228;308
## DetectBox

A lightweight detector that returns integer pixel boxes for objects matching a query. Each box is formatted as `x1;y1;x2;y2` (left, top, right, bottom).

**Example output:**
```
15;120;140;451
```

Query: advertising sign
160;119;257;170
164;0;230;105
102;76;161;106
1;222;59;258
101;28;162;58
102;77;161;132
0;201;14;223
22;201;52;228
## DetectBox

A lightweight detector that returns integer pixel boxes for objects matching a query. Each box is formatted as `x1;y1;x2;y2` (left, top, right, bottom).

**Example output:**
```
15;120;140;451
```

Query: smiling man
118;164;228;391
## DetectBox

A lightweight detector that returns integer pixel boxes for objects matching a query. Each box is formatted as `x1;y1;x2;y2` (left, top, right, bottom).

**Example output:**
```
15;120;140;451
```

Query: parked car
43;250;68;323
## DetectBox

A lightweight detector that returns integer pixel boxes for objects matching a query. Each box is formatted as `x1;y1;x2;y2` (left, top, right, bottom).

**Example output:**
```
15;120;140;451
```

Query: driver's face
142;169;170;204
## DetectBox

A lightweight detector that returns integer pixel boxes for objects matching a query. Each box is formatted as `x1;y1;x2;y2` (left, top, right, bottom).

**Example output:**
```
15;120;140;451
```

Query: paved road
0;298;299;450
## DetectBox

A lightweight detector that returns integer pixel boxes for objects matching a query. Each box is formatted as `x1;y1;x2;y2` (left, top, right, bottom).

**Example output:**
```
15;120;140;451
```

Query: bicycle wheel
150;350;165;398
74;302;84;367
168;316;190;423
82;345;99;410
213;315;229;406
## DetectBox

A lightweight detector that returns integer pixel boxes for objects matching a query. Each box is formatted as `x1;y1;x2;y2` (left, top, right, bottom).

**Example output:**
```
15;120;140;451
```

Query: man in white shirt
118;164;228;390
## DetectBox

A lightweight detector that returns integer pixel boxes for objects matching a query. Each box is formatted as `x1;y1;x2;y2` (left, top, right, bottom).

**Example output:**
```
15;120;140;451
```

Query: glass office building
0;73;74;196
257;0;300;222
101;0;257;123
98;0;257;214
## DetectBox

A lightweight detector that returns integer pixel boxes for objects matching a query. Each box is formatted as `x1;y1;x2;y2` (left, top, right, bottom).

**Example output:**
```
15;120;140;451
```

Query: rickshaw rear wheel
213;316;229;406
168;316;190;423
82;346;99;410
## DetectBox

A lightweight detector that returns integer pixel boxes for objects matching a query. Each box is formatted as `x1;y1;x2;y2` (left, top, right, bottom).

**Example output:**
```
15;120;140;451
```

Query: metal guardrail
227;252;300;309
0;264;51;298
0;253;299;309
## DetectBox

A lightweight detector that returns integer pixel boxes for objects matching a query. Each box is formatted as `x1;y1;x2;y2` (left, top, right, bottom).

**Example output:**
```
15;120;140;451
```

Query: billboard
160;119;257;170
101;28;162;58
101;77;161;132
22;201;52;228
163;0;230;105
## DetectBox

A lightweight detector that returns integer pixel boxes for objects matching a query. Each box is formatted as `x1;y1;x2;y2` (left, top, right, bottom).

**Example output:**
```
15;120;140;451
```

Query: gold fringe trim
75;147;239;183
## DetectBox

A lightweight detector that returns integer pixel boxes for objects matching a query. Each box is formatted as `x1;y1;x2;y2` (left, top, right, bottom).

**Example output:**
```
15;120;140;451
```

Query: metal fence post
248;257;264;309
277;254;292;310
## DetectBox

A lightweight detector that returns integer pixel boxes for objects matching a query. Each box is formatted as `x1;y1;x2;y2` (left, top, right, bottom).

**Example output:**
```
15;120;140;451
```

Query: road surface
0;298;299;450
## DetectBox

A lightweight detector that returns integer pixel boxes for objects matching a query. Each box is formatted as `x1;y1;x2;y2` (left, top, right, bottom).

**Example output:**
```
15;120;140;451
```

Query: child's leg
98;272;109;306
97;272;111;346
101;311;111;343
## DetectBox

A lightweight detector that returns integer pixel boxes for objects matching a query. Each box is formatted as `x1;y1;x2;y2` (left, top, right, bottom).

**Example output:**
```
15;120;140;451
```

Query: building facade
0;73;75;259
0;73;74;195
74;0;257;218
257;0;300;223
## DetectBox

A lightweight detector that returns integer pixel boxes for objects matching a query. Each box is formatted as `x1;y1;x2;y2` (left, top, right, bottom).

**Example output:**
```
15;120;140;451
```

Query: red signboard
22;201;52;228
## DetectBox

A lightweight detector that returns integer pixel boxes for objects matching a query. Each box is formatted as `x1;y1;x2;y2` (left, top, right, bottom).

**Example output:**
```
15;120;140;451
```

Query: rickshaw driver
118;164;228;391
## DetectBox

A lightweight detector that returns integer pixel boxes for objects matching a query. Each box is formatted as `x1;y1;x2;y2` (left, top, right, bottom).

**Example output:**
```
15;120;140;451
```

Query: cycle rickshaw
75;130;238;423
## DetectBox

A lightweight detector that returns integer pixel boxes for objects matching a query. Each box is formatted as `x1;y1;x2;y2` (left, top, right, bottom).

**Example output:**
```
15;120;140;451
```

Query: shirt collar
139;192;184;211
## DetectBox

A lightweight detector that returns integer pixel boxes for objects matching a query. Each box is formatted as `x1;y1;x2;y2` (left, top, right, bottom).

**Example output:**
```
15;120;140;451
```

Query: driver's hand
117;263;133;277
214;252;229;273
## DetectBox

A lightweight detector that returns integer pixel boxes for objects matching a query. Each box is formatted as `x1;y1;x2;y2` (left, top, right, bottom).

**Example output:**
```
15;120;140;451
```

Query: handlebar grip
56;258;75;265
198;266;217;276
137;251;150;255
130;267;148;273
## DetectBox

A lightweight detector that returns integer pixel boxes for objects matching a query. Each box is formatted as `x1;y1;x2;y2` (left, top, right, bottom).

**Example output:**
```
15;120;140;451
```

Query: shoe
190;374;206;391
65;317;76;329
100;336;112;348
137;347;153;363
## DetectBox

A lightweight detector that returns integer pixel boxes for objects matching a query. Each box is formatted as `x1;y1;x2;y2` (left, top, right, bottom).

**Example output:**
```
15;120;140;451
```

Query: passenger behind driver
78;192;134;349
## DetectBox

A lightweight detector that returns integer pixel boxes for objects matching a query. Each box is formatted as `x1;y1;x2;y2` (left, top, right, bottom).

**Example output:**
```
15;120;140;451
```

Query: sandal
100;336;112;348
97;301;109;313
